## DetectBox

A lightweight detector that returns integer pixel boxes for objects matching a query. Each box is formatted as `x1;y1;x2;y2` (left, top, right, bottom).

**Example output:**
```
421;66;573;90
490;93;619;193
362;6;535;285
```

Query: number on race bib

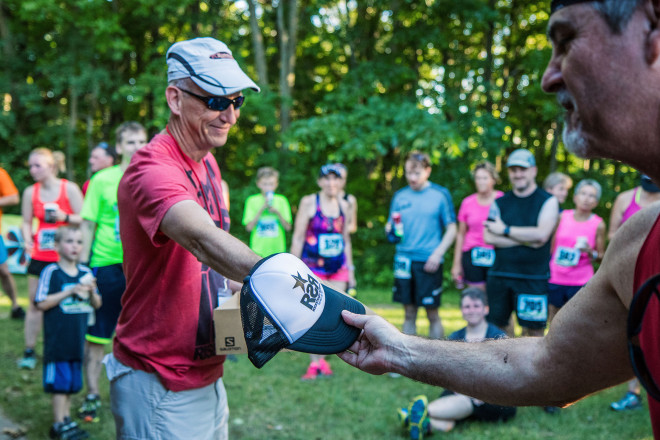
517;293;548;322
554;246;580;267
393;255;412;279
318;233;343;258
471;247;495;267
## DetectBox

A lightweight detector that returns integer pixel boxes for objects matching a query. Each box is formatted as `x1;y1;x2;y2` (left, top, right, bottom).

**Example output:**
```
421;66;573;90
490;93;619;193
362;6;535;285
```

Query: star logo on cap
291;272;307;291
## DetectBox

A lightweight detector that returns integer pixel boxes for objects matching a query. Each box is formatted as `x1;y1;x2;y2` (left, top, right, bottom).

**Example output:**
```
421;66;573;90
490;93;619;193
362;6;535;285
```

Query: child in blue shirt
35;226;101;440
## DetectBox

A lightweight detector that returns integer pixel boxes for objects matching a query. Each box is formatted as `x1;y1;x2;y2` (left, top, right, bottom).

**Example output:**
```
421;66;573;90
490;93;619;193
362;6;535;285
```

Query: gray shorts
104;353;228;440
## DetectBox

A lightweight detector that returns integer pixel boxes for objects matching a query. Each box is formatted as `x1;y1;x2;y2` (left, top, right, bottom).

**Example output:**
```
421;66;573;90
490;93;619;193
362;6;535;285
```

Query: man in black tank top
483;149;559;337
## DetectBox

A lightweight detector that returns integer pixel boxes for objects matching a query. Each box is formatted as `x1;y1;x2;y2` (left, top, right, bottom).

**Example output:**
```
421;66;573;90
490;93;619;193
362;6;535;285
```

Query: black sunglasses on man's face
628;272;660;402
179;88;244;111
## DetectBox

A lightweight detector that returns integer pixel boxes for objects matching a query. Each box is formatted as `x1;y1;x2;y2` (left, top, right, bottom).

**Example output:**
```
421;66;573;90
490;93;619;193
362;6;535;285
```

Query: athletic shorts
548;283;583;309
105;354;228;440
27;258;52;277
0;236;7;265
461;249;494;284
312;265;349;283
440;390;516;422
486;275;548;330
86;264;125;344
43;360;83;394
393;259;443;308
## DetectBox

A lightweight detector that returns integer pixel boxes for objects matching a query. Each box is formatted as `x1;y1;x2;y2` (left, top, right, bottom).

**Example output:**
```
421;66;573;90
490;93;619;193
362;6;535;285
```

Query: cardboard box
214;294;248;355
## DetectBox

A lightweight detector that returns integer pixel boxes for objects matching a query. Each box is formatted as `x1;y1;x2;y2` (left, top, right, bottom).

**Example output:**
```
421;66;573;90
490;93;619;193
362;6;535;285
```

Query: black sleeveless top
490;187;553;280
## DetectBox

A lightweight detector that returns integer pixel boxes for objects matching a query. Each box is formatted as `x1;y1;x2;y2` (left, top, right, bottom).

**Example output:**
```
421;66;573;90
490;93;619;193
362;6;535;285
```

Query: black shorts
86;264;126;344
548;283;582;309
461;249;493;284
27;258;53;277
440;390;516;422
393;260;443;308
486;275;548;330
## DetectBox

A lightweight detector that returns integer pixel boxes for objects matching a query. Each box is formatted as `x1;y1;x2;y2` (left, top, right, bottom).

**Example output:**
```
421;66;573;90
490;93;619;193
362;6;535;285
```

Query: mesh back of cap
240;280;290;368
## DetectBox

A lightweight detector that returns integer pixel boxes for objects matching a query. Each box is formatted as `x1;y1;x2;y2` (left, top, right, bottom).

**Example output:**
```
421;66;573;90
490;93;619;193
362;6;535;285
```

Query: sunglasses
627;272;660;402
319;164;341;177
179;88;245;111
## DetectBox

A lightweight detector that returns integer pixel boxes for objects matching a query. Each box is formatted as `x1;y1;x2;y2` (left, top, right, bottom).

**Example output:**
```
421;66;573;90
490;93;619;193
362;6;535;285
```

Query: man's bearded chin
562;122;588;158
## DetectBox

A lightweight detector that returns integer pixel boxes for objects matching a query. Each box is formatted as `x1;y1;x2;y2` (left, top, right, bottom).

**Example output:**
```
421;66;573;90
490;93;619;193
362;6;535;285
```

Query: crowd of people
0;1;659;437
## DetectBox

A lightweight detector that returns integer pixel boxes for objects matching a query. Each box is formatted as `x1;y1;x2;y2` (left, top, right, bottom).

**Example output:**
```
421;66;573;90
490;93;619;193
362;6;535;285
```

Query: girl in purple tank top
290;164;355;381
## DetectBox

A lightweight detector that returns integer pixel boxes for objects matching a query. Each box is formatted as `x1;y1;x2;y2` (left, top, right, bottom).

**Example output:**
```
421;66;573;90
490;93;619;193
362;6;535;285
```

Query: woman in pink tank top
18;148;83;369
451;161;503;290
548;179;606;324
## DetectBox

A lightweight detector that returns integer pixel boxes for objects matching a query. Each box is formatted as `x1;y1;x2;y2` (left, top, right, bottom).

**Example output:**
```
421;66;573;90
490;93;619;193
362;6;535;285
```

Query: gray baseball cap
506;149;536;168
166;37;260;96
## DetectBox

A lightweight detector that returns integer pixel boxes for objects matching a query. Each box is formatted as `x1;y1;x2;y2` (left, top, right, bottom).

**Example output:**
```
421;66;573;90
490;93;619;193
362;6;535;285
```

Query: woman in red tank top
18;148;83;369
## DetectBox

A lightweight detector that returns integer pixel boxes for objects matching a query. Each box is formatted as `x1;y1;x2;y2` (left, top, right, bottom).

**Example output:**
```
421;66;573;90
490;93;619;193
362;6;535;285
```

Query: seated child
35;226;102;440
397;287;516;439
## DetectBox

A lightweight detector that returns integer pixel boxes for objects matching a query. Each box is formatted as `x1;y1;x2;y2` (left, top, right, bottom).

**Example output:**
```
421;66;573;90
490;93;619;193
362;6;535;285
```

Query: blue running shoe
397;407;409;428
610;392;642;411
408;395;428;440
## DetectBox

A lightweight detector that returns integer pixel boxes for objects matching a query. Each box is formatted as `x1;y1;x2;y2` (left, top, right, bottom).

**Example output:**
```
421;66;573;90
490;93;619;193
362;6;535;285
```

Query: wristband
503;225;510;237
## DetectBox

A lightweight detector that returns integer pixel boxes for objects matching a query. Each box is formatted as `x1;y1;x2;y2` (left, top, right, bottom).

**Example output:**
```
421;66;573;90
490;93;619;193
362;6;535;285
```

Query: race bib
554;246;580;267
59;283;94;315
38;229;56;251
471;247;495;267
256;218;279;238
517;293;548;322
393;254;412;279
318;233;343;258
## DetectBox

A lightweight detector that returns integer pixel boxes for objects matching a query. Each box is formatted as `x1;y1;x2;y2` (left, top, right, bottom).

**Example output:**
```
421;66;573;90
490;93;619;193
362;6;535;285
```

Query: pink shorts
312;265;349;283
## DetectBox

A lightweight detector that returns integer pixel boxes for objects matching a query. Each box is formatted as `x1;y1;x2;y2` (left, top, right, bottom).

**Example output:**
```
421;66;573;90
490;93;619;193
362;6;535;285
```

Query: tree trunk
247;0;269;87
66;85;79;182
277;1;290;130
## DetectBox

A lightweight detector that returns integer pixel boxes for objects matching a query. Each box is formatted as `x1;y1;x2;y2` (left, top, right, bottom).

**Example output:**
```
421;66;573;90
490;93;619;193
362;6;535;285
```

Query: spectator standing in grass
82;142;117;196
291;163;355;380
19;149;83;370
242;167;292;257
0;166;24;319
543;171;573;206
35;226;101;440
387;151;456;340
483;149;559;337
548;179;606;324
451;161;503;291
77;121;147;423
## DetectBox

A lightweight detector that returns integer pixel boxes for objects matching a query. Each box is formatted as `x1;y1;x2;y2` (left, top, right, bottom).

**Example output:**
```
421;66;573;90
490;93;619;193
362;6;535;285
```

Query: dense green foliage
1;0;642;286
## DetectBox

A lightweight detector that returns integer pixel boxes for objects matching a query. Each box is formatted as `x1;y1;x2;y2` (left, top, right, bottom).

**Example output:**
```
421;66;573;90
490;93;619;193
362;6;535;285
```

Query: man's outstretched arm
339;204;658;407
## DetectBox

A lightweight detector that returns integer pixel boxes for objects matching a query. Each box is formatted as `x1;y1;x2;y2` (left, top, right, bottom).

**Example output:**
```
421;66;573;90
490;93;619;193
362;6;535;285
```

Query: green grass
0;278;653;439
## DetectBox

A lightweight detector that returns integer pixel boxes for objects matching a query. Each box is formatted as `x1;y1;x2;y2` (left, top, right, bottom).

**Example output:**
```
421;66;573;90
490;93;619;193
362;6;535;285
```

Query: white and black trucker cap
240;253;366;368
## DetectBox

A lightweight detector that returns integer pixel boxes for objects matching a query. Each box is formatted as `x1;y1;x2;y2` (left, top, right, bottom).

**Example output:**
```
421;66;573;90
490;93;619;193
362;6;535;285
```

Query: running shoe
397;407;409;428
78;394;101;423
317;358;333;376
18;355;36;370
610;392;642;411
408;395;429;440
301;362;319;380
49;418;89;439
10;306;25;320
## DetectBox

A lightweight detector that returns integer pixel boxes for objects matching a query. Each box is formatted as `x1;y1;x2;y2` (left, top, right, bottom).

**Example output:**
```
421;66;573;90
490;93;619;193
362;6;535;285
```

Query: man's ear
165;86;183;116
644;0;660;65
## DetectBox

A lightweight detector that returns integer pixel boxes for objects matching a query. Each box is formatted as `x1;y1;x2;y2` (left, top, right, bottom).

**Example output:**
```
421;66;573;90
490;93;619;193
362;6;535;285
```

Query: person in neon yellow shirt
242;167;292;257
78;121;147;422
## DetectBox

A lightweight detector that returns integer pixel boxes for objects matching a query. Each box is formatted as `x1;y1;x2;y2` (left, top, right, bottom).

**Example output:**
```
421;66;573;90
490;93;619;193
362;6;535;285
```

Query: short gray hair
593;0;645;34
575;179;602;201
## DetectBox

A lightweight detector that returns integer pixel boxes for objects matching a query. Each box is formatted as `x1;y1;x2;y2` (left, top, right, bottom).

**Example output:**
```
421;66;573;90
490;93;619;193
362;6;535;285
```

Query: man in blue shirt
387;151;456;339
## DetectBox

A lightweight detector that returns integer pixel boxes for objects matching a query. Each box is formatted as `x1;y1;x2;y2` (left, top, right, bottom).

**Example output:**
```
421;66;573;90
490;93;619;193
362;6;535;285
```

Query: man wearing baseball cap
339;1;660;437
483;148;558;338
107;38;262;439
